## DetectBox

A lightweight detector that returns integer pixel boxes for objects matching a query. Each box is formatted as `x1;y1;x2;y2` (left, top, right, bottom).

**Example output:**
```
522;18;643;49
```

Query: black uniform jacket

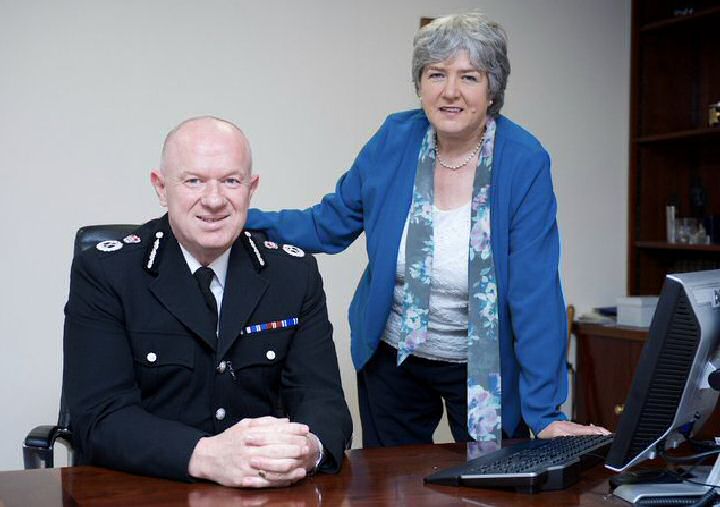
63;215;352;481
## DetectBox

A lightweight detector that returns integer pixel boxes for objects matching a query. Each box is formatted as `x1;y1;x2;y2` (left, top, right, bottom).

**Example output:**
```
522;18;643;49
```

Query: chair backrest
57;224;139;430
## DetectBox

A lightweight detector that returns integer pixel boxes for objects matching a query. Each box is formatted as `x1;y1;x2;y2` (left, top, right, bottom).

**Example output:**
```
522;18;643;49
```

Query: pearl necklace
435;135;484;170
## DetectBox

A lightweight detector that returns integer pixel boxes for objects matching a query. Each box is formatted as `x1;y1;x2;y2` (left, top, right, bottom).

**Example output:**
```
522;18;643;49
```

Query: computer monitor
605;269;720;472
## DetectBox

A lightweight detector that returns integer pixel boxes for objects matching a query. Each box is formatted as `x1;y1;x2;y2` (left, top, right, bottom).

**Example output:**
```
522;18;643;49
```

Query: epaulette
94;232;144;255
257;238;306;259
95;240;125;253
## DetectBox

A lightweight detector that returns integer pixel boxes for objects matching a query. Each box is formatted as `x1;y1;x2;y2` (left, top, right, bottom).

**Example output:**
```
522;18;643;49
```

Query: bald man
63;116;352;487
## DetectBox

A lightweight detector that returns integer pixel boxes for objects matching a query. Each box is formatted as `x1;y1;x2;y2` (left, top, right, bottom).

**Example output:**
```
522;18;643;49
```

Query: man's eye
463;74;479;82
185;178;202;188
427;72;444;80
224;178;241;186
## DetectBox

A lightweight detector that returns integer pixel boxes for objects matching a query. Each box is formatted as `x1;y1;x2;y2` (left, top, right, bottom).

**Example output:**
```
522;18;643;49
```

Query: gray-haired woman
247;12;608;447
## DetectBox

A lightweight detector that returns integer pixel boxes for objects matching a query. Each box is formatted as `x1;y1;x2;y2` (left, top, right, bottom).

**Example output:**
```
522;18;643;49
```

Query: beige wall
0;0;630;470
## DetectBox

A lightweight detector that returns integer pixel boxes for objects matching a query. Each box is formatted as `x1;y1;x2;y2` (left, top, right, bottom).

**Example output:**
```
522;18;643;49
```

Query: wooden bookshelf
628;0;720;295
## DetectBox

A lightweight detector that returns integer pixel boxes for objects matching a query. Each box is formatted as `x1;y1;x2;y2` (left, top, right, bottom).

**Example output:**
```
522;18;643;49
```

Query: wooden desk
0;443;628;507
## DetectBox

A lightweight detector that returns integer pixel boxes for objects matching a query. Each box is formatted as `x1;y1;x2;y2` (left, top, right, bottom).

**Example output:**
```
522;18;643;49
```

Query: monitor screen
605;270;720;472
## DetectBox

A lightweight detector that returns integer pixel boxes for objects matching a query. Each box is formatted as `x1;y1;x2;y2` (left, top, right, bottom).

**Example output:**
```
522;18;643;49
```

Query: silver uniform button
217;361;226;374
266;350;276;361
147;352;157;363
215;408;226;421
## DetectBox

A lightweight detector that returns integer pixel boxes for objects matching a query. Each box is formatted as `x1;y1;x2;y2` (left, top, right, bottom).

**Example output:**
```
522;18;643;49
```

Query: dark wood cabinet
573;322;647;431
628;0;720;295
574;320;720;436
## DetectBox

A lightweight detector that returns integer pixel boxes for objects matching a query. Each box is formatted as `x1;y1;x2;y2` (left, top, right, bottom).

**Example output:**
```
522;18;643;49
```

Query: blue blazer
247;109;567;436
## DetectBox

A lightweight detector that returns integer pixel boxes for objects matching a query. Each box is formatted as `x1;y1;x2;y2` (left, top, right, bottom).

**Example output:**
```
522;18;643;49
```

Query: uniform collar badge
143;231;165;275
282;244;305;258
243;231;266;271
96;240;123;252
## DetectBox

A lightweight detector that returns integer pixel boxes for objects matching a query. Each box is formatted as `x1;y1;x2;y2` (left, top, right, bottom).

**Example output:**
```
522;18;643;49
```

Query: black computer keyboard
424;434;614;493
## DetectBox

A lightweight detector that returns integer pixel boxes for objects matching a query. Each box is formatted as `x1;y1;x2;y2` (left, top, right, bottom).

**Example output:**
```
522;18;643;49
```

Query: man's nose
201;181;225;208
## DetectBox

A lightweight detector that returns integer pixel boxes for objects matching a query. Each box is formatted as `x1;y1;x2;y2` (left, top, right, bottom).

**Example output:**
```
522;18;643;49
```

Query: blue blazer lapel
368;115;428;263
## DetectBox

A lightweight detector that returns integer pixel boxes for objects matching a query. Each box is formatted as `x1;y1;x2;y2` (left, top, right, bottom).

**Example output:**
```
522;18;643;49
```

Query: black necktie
194;267;218;327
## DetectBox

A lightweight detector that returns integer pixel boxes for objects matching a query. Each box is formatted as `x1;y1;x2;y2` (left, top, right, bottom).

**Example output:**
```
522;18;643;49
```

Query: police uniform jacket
63;215;352;481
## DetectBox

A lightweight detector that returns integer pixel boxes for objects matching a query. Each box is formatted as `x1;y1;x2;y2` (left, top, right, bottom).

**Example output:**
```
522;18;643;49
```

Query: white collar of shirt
178;244;231;315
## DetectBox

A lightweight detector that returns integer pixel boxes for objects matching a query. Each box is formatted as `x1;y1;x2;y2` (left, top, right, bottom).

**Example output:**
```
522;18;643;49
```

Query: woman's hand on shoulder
537;420;611;438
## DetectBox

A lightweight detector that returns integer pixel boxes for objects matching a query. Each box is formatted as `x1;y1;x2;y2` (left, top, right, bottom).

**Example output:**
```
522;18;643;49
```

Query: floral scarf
397;117;501;447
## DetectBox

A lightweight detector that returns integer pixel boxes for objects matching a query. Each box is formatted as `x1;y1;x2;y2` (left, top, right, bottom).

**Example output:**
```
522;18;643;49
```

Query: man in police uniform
63;116;352;487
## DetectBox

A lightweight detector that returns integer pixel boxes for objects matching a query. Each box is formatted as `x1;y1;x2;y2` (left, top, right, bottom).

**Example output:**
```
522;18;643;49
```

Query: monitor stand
612;453;720;504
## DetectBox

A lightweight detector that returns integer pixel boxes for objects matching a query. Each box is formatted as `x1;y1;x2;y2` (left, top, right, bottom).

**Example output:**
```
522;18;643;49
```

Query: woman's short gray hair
412;12;510;117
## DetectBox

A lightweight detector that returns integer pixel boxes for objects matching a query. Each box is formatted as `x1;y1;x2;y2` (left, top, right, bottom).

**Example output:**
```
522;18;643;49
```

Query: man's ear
150;169;167;207
249;174;260;199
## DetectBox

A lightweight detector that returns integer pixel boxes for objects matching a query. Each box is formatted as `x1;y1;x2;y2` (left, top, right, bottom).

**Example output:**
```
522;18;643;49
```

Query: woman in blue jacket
247;12;607;447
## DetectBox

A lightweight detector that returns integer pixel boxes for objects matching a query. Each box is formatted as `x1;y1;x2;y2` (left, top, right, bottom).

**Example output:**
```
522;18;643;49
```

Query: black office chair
23;224;138;469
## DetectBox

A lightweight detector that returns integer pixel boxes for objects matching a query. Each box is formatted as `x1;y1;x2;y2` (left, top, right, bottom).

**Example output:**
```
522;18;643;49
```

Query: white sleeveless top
382;201;471;362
